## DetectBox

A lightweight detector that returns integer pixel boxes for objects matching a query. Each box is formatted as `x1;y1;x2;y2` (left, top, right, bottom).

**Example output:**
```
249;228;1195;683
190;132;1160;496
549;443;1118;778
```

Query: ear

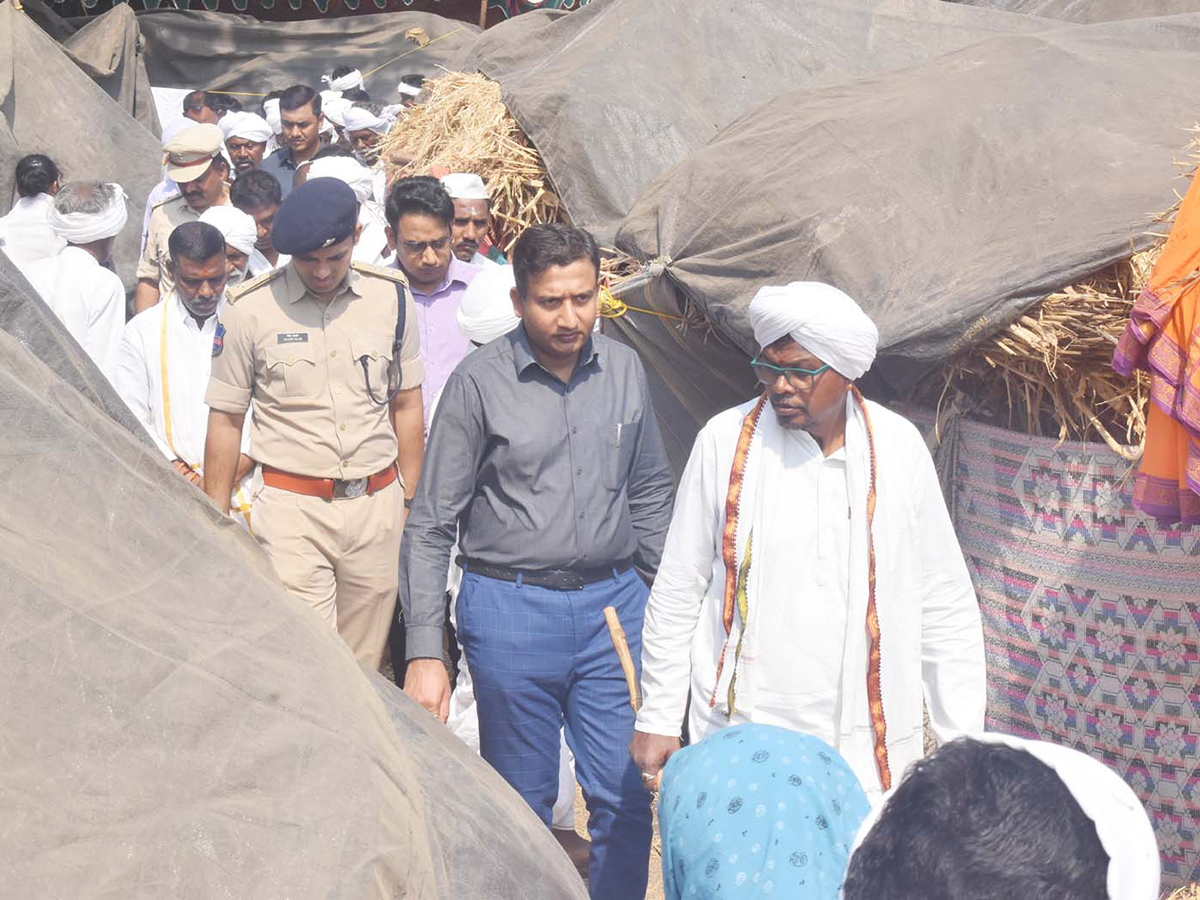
384;224;396;252
353;221;363;245
510;285;523;318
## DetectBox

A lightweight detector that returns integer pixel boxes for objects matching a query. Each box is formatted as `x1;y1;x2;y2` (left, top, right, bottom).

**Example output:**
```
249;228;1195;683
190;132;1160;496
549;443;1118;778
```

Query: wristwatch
404;496;413;509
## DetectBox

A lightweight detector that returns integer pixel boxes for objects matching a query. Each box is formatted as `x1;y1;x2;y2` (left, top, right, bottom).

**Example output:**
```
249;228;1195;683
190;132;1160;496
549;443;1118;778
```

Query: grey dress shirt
259;147;297;197
400;325;675;660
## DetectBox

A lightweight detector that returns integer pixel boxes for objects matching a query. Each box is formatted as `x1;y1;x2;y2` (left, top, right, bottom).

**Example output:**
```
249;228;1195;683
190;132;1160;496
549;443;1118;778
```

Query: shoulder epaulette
151;193;184;212
226;267;284;304
352;260;409;285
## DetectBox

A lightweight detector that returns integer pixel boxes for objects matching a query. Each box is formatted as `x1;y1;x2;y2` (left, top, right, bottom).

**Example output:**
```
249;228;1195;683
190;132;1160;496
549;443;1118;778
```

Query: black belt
457;556;634;591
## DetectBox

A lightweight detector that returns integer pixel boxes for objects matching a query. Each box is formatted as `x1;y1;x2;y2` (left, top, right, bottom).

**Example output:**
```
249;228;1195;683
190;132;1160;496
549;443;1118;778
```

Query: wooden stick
479;0;488;29
604;606;641;714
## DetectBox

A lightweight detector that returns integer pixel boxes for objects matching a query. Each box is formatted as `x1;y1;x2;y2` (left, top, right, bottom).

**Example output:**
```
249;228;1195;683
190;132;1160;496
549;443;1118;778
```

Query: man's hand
630;729;682;792
403;658;450;723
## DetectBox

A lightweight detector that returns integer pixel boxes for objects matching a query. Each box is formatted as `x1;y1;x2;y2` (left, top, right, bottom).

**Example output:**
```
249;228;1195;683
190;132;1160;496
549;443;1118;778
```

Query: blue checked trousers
456;567;653;900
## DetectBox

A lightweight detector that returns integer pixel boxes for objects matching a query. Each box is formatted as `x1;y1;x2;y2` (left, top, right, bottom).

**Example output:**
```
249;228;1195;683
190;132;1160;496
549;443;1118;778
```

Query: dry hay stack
377;72;564;256
1168;887;1200;900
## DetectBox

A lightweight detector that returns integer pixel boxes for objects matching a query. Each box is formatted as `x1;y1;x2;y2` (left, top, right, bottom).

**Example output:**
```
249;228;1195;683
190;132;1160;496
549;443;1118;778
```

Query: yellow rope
204;27;465;96
598;285;685;322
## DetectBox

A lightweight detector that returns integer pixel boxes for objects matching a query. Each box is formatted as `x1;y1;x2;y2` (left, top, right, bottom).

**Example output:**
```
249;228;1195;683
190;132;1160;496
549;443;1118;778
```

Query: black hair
280;84;321;117
331;65;354;80
182;90;216;115
511;224;600;297
843;738;1109;900
168;221;226;265
210;94;242;114
312;144;356;161
14;154;59;198
341;87;371;102
230;169;282;212
399;73;425;89
385;175;454;231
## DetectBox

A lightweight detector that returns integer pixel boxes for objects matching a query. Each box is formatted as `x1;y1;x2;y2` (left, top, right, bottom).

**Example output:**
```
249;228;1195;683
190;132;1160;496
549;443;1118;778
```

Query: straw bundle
377;72;565;256
1167;886;1200;900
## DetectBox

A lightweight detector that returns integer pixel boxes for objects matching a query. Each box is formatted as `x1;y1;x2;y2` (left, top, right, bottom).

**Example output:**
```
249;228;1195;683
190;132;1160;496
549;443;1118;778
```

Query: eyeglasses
751;357;831;390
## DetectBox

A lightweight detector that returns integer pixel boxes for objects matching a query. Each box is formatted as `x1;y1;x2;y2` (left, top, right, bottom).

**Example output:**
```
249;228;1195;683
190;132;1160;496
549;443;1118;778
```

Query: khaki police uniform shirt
205;261;424;479
137;191;230;298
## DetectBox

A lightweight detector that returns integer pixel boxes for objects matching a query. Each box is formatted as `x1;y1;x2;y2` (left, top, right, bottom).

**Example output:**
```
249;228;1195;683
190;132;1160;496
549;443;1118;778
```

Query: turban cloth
322;69;364;93
456;264;519;345
306;157;375;205
343;105;391;135
441;172;489;201
199;205;257;255
47;184;128;244
262;99;282;135
321;96;354;129
852;734;1160;900
748;281;879;380
219;111;272;144
396;81;422;97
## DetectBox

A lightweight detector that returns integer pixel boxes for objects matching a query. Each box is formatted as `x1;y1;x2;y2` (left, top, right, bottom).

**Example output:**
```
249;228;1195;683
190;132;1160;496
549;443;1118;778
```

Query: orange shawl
1113;169;1200;525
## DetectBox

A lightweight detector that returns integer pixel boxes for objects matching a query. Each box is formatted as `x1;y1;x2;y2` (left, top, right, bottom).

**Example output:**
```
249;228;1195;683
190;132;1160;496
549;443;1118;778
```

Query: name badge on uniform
277;332;310;344
212;322;225;357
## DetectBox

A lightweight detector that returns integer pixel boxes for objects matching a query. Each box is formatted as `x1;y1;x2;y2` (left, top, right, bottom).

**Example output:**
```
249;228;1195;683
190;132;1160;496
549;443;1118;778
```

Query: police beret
271;178;359;255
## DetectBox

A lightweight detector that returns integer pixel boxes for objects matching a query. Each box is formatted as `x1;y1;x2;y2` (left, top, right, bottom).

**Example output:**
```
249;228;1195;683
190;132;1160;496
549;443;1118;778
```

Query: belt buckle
337;477;368;499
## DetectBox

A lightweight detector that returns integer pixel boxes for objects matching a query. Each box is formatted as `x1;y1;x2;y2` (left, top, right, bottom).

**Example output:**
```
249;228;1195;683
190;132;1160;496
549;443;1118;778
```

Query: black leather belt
457;556;634;591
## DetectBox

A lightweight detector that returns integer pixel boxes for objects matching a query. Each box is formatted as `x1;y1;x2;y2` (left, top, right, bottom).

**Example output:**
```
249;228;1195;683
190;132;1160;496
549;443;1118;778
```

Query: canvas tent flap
136;9;480;98
610;13;1200;470
62;3;161;136
0;253;588;900
472;0;1048;243
951;0;1200;22
0;1;161;290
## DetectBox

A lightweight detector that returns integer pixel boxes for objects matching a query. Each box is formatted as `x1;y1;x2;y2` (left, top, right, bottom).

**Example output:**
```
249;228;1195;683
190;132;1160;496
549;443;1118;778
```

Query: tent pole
479;0;488;29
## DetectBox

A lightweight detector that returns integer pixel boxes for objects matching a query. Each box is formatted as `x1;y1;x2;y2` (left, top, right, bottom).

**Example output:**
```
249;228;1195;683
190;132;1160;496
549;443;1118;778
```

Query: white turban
322;69;364;93
219;111;272;144
343;105;391;135
396;81;422;98
47;183;128;244
262;98;282;135
851;734;1160;900
199;205;257;256
748;281;878;380
160;117;191;149
307;157;375;204
457;264;520;345
322;96;354;129
441;172;489;201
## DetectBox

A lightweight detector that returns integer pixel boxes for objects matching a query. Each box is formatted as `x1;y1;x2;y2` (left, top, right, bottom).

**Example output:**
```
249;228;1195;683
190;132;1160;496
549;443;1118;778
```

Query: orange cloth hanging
1113;170;1200;524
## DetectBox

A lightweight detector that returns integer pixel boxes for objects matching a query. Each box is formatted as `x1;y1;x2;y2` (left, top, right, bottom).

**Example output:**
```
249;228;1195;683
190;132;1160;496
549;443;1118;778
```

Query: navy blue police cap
271;178;359;255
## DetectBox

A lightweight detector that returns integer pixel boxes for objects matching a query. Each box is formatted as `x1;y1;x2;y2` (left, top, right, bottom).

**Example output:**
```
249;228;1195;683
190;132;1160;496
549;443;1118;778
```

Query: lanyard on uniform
359;282;408;406
159;302;253;531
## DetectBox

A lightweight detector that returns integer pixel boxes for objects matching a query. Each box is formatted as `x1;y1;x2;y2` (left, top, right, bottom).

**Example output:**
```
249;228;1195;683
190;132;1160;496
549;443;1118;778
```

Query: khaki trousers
253;479;402;670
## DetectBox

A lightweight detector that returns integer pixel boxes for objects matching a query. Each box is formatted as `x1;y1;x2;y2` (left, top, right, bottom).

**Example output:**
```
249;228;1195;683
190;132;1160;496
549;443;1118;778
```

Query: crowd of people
0;66;1163;900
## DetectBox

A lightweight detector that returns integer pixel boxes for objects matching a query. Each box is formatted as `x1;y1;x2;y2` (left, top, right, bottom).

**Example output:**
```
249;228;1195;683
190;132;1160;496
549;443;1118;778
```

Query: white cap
441;173;489;201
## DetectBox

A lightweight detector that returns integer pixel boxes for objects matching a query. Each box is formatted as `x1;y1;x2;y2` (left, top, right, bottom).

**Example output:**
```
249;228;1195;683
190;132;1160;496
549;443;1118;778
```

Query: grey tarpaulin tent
952;0;1200;22
0;1;161;289
0;252;588;898
605;12;1200;470
466;0;1047;243
136;9;480;99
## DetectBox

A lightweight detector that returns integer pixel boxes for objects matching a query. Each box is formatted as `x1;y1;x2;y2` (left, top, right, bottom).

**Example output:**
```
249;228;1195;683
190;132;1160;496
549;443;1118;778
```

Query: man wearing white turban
220;111;273;175
117;220;258;532
633;281;986;801
342;105;391;166
199;205;262;285
24;181;128;387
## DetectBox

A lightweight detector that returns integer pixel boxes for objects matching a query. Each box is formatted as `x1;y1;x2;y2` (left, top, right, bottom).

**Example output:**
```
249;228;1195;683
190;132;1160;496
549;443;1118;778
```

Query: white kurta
115;293;258;525
470;251;501;269
352;202;391;267
636;396;986;800
24;246;125;387
0;194;64;274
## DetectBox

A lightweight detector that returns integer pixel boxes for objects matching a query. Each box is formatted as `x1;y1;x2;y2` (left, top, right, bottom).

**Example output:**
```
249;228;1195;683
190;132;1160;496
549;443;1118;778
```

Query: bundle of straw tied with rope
379;73;1193;456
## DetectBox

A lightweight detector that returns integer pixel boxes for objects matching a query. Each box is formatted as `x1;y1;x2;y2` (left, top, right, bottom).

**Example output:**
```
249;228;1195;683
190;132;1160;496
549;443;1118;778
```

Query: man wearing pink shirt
385;177;482;431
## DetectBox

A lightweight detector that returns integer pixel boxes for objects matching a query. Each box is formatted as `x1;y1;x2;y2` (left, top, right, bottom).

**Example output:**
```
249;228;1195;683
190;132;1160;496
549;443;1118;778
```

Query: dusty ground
572;787;664;900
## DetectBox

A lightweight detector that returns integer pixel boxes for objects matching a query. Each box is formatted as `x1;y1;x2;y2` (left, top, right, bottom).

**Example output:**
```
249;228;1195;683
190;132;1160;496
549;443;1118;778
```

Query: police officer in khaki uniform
135;123;231;314
203;178;424;669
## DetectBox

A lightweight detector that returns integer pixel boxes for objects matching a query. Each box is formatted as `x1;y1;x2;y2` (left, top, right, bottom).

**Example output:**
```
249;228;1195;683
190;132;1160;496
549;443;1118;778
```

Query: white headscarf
306;157;374;204
47;183;128;244
850;734;1160;900
343;105;391;135
457;264;519;345
262;98;282;136
199;205;257;256
219;111;272;143
322;69;364;93
396;81;422;98
441;172;489;201
322;96;354;129
748;281;879;380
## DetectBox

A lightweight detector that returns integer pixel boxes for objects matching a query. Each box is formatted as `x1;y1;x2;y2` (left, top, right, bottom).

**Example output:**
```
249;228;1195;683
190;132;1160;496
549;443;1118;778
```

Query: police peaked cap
271;178;359;255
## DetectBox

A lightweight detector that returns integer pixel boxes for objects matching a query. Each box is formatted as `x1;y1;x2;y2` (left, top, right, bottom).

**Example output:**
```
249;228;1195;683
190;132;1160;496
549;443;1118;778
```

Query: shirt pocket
264;343;321;398
350;334;397;401
600;416;642;491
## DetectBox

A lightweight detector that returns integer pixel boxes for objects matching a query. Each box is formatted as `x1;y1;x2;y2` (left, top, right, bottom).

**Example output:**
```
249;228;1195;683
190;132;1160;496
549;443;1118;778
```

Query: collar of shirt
279;262;364;305
270;146;298;170
59;244;100;269
168;290;226;334
509;323;600;382
407;254;478;301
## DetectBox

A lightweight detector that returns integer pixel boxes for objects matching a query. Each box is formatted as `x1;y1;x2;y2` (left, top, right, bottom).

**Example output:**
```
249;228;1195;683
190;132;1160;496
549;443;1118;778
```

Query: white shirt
470;251;501;269
0;194;64;274
353;202;391;267
25;246;125;387
248;248;291;277
116;293;256;528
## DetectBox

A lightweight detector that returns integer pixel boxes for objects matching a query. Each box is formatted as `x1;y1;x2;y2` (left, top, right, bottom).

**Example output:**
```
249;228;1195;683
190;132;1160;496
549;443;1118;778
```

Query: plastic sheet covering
135;9;480;99
0;1;161;290
0;253;588;899
951;0;1200;22
469;0;1047;242
609;12;1200;472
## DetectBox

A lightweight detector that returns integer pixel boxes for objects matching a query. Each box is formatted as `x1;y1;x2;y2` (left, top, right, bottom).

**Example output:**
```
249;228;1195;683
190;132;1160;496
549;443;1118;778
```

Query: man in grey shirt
401;224;673;900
